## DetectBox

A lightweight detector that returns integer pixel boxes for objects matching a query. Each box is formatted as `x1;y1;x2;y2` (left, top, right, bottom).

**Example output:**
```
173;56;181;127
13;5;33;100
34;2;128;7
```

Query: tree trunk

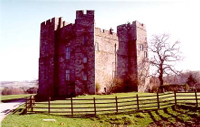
159;64;164;92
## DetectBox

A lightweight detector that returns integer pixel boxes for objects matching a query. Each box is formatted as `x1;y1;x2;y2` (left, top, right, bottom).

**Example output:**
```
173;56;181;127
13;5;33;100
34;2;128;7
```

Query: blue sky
0;0;200;81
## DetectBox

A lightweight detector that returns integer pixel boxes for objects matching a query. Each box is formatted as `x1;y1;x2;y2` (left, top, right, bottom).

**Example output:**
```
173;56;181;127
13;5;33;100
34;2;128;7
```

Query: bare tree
149;34;182;92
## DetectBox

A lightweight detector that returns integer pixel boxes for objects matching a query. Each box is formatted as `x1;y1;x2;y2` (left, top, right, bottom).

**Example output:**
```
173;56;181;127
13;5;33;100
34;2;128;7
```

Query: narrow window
44;70;46;79
136;45;139;56
144;51;148;58
140;44;143;51
95;42;99;51
66;47;70;59
83;71;87;81
112;62;115;71
112;71;116;79
83;54;87;63
114;44;117;53
45;45;48;52
66;70;70;81
83;36;87;45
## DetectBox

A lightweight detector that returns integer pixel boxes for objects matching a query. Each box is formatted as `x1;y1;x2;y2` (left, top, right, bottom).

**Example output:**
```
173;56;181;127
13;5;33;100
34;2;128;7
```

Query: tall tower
117;21;149;91
133;21;149;91
73;10;95;95
38;18;60;97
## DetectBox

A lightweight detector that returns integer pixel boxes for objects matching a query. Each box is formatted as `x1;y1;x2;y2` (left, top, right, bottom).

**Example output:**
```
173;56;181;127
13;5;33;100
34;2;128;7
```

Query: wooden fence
25;91;200;116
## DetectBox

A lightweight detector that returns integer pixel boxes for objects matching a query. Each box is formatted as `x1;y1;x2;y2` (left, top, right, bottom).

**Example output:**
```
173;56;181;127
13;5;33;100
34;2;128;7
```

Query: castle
38;10;149;98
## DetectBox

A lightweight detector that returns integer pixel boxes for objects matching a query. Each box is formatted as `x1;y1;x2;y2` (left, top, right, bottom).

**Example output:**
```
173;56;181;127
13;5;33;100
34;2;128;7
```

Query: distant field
1;94;35;102
0;81;37;89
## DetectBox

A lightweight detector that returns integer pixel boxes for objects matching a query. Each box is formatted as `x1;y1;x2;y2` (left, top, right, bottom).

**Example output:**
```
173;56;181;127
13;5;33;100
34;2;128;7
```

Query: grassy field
1;94;35;102
2;92;200;127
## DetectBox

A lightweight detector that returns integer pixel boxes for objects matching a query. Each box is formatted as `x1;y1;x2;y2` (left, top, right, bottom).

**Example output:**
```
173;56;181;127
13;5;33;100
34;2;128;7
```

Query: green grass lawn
2;104;200;127
1;94;35;102
2;92;200;127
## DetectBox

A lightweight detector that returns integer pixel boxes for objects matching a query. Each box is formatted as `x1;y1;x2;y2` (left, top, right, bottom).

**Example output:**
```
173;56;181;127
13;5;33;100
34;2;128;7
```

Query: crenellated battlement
76;10;94;19
117;20;146;32
41;17;71;31
95;27;118;40
133;20;146;30
41;17;59;27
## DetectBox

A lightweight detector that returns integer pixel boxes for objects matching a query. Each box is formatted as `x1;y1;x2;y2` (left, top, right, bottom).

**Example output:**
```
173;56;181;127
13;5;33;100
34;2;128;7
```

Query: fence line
25;91;200;116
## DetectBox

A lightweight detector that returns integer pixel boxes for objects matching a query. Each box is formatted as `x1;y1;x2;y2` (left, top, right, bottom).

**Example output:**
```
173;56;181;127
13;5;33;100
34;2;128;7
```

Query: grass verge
1;94;35;102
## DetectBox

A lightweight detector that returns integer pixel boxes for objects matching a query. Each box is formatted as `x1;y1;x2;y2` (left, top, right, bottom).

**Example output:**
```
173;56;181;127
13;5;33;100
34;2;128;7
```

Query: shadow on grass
146;105;200;126
172;105;200;125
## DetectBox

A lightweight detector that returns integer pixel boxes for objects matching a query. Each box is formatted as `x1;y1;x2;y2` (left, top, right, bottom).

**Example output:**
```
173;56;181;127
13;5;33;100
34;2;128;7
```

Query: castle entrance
67;82;75;97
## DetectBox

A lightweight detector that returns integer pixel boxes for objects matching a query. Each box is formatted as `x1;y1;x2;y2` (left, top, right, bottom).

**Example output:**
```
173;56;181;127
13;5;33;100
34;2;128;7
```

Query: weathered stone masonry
38;10;149;98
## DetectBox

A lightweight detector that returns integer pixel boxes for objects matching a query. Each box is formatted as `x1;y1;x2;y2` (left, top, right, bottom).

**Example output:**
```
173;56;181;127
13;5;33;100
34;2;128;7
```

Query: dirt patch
148;119;200;127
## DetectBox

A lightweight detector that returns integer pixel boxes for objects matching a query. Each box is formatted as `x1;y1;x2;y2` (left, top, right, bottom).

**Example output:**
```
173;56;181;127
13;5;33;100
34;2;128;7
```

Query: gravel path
0;99;25;122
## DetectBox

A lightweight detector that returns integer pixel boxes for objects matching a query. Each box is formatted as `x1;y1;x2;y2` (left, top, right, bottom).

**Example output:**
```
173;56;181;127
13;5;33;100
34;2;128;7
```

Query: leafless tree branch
148;34;183;92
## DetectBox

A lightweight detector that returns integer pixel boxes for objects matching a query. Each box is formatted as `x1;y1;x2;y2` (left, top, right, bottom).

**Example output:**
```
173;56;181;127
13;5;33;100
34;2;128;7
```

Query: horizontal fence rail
25;91;200;116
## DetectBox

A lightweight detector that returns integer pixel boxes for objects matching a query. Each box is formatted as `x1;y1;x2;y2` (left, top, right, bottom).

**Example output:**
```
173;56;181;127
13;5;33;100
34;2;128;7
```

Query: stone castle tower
38;10;149;98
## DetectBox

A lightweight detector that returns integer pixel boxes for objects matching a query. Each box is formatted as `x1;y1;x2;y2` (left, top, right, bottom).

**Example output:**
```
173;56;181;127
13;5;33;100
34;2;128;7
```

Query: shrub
151;86;159;93
123;75;138;92
185;84;190;92
26;87;38;94
108;75;138;93
1;87;25;95
95;82;101;93
109;77;123;93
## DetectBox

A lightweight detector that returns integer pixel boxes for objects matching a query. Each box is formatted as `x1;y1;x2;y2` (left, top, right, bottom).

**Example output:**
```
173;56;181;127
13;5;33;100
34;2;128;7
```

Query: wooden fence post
93;97;96;115
48;97;51;113
115;96;118;113
195;90;198;107
31;95;34;112
136;94;139;110
25;97;28;114
157;92;160;109
71;97;73;116
174;91;177;106
29;96;32;112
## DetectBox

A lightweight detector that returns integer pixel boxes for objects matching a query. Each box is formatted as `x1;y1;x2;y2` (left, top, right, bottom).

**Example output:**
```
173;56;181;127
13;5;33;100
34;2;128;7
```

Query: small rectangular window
95;42;99;51
144;51;148;58
66;70;70;81
45;45;48;52
83;54;87;63
137;45;139;56
114;44;117;53
140;44;143;51
83;36;87;45
112;62;115;71
66;47;70;59
112;71;116;79
83;71;87;81
44;70;47;79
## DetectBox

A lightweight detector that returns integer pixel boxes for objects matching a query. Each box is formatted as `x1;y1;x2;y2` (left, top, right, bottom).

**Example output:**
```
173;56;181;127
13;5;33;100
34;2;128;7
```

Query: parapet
76;10;94;19
41;17;58;27
117;23;129;31
95;27;118;40
132;20;146;30
41;17;70;30
117;20;146;32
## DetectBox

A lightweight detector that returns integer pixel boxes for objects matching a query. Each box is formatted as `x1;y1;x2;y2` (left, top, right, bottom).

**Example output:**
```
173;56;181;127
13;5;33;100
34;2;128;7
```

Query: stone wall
95;28;118;92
